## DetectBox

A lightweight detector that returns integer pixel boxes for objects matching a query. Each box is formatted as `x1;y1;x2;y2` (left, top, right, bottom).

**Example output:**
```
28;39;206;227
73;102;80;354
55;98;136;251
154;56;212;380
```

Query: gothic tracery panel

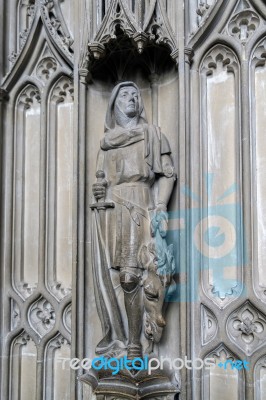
199;45;242;309
13;84;41;299
203;345;244;400
255;356;266;399
2;0;266;399
44;334;71;400
251;37;266;303
9;332;37;400
47;76;74;300
226;301;266;355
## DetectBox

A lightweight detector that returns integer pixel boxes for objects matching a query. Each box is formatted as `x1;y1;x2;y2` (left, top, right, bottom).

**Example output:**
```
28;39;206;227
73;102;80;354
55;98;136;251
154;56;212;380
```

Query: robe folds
91;81;175;354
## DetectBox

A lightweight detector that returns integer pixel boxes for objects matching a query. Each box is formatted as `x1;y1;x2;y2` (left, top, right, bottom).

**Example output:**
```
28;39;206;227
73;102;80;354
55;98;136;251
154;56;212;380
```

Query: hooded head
105;81;147;131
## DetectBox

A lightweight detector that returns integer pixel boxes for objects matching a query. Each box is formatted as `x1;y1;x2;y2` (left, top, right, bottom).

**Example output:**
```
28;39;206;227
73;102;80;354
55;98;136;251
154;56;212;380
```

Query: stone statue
91;81;176;361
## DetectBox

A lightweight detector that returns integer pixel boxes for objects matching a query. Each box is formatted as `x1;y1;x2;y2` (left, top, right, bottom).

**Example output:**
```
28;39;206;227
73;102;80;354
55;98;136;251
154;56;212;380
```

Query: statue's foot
127;343;143;360
104;346;126;359
96;339;125;357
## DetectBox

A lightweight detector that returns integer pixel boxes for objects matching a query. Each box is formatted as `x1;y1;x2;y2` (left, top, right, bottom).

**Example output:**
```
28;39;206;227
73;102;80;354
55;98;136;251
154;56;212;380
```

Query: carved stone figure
91;81;176;361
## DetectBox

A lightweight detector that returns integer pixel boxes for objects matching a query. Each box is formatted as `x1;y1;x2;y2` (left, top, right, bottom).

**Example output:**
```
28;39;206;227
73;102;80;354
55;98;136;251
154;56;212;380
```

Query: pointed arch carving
251;36;266;304
7;0;38;70
18;0;36;50
9;331;37;400
199;45;242;310
189;0;237;49
40;0;74;64
93;0;139;45
143;0;176;53
87;0;178;68
44;333;71;400
13;84;41;300
201;304;218;345
255;355;266;399
202;344;245;400
46;76;74;301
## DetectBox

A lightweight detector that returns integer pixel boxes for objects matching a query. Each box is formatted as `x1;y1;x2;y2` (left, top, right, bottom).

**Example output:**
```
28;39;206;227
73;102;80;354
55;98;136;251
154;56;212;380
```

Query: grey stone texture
1;0;266;399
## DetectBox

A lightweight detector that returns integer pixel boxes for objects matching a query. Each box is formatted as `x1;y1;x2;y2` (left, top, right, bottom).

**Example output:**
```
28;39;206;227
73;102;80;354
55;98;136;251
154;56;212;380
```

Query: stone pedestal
80;366;180;399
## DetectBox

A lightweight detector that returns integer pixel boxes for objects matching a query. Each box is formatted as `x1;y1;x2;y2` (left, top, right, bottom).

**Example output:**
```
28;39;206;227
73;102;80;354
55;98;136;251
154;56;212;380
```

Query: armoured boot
120;270;143;360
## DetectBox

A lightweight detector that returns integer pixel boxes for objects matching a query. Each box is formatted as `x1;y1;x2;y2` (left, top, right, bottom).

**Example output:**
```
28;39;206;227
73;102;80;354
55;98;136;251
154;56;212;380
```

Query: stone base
80;366;180;400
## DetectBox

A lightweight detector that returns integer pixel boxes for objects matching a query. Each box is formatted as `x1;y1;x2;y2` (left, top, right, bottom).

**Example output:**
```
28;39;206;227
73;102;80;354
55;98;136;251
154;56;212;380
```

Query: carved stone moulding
254;355;266;399
226;301;266;355
11;299;21;331
86;0;178;71
51;76;74;102
202;344;245;399
36;56;58;81
252;38;266;67
201;45;238;75
227;9;260;43
0;88;9;102
40;0;74;63
200;45;242;310
201;305;218;345
18;84;41;108
49;281;72;300
63;303;71;333
8;0;36;65
28;297;56;338
80;367;179;400
196;1;217;27
220;0;261;44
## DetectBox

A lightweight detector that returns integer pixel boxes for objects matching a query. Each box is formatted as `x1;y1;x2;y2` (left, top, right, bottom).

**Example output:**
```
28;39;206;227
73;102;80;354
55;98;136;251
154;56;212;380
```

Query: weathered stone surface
0;1;265;399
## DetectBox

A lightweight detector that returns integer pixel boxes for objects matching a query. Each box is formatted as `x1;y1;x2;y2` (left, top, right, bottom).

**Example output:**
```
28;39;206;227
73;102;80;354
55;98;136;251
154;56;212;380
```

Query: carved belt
111;192;149;226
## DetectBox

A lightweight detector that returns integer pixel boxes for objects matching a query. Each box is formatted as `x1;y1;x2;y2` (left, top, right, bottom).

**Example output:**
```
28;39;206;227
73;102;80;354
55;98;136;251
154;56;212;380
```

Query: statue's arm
151;154;176;238
156;154;176;211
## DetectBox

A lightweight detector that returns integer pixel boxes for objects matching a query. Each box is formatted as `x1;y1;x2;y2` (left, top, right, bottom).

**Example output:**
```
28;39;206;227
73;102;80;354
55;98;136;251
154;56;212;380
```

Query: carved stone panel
10;299;21;331
10;332;37;400
254;356;266;400
227;301;266;356
36;56;58;81
28;297;56;338
63;303;72;333
40;0;74;62
223;0;261;44
2;1;266;400
227;9;260;43
44;334;71;400
203;345;244;400
13;85;41;300
251;37;266;303
47;76;74;300
200;45;242;309
201;305;218;345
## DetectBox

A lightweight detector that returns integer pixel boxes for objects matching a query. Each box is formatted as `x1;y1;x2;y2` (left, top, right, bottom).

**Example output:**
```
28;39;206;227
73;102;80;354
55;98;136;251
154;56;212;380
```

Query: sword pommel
96;170;105;181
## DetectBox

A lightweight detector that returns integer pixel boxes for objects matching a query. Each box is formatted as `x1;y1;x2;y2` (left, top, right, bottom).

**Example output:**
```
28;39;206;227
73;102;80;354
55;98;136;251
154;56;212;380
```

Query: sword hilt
90;170;115;210
96;170;107;198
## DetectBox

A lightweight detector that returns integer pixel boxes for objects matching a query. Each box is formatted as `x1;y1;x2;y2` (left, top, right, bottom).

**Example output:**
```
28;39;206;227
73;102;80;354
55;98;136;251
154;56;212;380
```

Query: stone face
0;1;266;399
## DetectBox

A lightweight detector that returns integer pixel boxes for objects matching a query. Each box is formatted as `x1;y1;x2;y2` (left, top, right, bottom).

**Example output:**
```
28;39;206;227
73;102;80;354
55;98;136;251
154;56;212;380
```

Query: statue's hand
150;204;168;238
92;183;106;200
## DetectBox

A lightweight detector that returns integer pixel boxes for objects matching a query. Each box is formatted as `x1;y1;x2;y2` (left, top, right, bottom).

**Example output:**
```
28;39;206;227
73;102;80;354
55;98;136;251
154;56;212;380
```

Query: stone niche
83;35;180;400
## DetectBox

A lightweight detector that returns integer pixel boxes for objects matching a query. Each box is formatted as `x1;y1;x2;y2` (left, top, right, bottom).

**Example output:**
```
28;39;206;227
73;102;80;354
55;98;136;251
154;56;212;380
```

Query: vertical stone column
0;88;9;400
75;69;89;399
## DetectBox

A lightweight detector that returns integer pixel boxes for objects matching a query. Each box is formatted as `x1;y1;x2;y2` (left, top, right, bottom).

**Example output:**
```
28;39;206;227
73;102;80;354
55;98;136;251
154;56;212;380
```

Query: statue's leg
120;270;143;359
